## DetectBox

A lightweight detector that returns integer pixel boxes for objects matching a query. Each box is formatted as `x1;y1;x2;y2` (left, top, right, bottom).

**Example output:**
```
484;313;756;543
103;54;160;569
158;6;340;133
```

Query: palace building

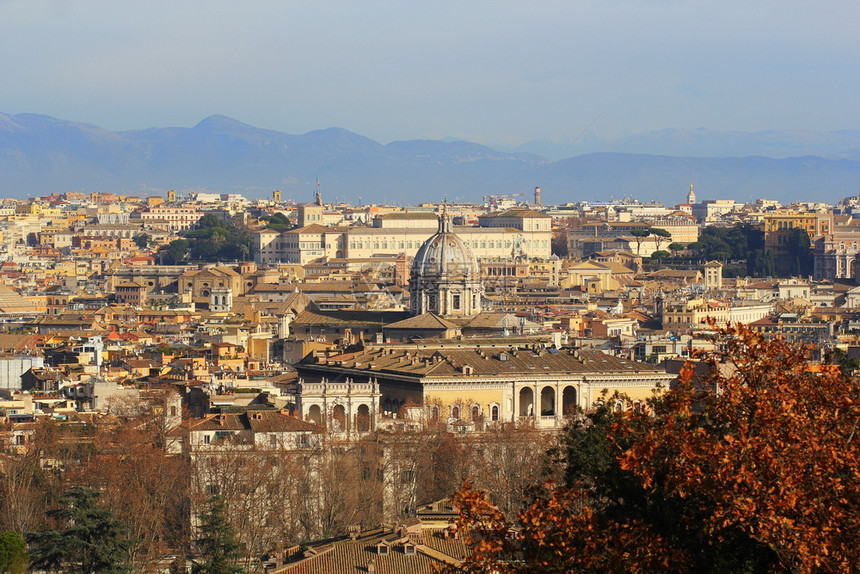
294;339;673;433
255;207;552;265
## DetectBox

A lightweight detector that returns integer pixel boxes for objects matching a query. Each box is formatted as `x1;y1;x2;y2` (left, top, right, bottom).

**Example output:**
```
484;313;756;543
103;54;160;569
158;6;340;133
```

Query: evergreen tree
192;495;245;574
0;531;28;574
26;487;134;574
630;228;650;255
133;233;151;250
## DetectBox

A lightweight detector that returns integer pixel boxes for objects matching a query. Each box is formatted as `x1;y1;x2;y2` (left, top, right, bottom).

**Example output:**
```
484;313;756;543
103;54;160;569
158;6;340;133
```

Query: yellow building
295;340;673;432
662;297;731;328
763;210;831;252
255;212;553;265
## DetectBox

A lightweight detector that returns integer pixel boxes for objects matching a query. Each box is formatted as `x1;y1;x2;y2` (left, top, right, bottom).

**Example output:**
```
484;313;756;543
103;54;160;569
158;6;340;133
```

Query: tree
650;249;670;260
648;227;672;252
26;486;134;574
0;449;44;534
197;213;225;229
262;212;291;232
180;216;255;263
0;531;27;574
70;407;191;569
192;495;245;574
446;324;860;573
785;227;813;276
133;233;151;250
158;239;190;265
630;228;650;255
668;242;685;254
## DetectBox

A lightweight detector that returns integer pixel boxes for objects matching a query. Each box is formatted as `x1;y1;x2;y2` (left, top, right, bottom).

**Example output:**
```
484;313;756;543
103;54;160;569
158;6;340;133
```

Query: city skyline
2;0;859;149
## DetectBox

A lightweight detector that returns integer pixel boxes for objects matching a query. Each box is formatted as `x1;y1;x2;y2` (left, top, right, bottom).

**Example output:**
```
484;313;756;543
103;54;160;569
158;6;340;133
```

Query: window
377;544;389;555
203;434;211;445
404;544;416;555
491;405;499;421
451;405;460;419
452;294;461;309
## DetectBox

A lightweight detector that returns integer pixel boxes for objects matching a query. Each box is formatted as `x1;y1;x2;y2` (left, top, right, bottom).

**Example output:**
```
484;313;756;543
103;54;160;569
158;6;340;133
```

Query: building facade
295;341;673;431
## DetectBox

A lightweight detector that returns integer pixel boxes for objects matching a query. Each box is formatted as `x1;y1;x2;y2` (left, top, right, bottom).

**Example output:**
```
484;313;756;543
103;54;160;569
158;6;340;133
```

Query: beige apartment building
567;218;698;258
138;205;204;232
256;208;552;265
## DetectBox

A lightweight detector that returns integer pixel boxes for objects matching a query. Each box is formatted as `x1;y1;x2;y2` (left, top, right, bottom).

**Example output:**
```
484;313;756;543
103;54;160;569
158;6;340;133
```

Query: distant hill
1;112;860;206
510;128;860;161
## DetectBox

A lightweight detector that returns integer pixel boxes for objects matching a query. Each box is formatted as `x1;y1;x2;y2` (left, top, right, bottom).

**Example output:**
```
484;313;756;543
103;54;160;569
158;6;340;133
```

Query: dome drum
409;211;483;317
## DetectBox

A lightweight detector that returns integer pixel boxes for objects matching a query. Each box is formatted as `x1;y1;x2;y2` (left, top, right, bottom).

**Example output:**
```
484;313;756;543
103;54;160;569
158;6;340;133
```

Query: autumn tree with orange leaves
445;323;860;574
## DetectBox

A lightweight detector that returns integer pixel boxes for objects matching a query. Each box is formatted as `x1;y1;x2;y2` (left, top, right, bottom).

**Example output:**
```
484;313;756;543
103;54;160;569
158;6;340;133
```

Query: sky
1;0;858;147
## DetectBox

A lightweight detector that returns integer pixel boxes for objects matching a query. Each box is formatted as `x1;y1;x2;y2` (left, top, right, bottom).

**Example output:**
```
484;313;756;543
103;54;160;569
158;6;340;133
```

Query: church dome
411;214;480;280
409;210;483;317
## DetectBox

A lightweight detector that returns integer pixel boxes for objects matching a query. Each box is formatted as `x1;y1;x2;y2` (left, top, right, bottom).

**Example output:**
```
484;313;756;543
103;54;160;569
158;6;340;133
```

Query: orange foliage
446;324;860;573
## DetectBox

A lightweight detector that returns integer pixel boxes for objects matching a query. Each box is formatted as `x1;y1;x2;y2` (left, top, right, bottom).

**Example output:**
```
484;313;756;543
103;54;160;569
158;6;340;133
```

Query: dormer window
403;543;416;555
377;543;389;555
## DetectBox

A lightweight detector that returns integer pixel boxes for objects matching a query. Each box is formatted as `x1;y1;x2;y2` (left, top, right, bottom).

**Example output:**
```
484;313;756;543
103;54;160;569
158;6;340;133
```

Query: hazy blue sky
1;0;857;146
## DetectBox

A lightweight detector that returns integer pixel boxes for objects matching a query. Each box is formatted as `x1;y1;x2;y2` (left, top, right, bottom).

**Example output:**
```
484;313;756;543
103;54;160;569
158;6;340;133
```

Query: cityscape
0;182;856;572
1;1;859;572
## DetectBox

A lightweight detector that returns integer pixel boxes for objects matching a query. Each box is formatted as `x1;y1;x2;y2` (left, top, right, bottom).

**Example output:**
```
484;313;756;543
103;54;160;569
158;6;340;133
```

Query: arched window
451;405;460;420
356;404;371;432
491;405;499;421
471;405;481;420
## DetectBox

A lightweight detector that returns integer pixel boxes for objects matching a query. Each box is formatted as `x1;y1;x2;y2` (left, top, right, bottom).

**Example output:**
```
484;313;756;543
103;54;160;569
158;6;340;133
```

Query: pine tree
26;487;134;574
192;495;245;574
0;531;28;574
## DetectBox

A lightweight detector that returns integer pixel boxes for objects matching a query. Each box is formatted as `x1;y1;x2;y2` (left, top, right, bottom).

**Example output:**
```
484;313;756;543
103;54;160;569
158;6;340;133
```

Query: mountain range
2;112;860;206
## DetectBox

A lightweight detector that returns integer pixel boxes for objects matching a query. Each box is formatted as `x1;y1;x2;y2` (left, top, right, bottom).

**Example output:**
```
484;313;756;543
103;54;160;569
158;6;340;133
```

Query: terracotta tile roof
292;309;411;328
274;527;467;574
301;346;663;379
188;411;322;433
385;313;460;330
